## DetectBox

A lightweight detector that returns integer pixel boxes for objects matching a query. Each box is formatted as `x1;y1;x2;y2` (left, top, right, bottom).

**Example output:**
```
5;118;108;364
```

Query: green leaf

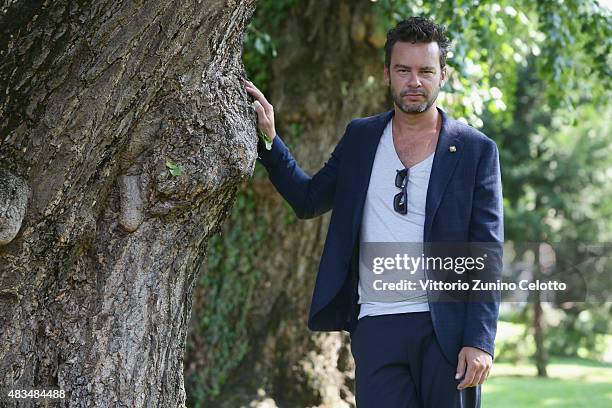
165;161;182;177
259;130;273;150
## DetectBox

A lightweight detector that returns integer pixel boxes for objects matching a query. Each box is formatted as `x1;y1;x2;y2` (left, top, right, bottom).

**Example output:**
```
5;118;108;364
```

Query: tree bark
0;1;257;407
185;1;389;406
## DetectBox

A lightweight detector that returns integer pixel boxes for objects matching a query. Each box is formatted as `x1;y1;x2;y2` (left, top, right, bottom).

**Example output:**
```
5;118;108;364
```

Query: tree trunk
533;244;548;377
0;1;257;407
533;297;548;377
185;1;388;406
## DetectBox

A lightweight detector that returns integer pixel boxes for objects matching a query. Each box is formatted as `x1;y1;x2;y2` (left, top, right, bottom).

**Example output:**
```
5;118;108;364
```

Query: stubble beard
390;83;439;114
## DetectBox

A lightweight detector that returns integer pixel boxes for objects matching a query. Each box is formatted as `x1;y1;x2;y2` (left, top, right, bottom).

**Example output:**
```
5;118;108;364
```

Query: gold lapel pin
449;145;457;153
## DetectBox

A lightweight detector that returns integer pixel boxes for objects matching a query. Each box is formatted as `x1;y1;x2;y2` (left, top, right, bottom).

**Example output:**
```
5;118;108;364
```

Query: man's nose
407;72;422;88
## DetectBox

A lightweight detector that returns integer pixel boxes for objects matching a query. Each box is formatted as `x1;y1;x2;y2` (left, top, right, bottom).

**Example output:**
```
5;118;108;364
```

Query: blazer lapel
424;109;463;241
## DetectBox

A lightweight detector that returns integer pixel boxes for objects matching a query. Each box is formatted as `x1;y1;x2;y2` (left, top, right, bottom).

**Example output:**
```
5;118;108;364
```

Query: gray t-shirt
358;118;434;319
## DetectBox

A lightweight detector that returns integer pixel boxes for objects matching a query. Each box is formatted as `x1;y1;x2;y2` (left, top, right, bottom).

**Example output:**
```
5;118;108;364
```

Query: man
244;17;503;408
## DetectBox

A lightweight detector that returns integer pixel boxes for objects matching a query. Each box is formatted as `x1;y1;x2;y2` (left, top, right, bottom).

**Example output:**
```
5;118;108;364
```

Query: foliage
495;321;536;363
242;0;300;93
546;305;612;359
186;185;267;405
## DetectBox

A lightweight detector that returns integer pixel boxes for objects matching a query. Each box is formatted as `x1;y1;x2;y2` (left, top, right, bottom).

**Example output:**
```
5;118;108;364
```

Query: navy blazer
256;108;504;365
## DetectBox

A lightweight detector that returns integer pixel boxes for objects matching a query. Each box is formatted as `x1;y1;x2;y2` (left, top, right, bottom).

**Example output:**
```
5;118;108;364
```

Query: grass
485;321;612;407
482;357;612;407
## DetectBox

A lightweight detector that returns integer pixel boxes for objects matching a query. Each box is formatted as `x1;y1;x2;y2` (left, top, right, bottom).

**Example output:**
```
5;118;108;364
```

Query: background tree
0;1;258;407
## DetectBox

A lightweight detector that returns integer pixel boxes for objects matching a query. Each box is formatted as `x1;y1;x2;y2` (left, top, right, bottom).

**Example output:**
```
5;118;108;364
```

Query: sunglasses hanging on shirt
394;168;409;214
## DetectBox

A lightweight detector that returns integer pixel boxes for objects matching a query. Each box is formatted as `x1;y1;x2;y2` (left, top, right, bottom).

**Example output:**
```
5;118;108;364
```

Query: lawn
483;357;612;407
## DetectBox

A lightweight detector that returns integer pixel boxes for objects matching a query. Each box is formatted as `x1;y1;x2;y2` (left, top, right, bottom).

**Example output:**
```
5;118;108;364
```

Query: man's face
384;41;446;114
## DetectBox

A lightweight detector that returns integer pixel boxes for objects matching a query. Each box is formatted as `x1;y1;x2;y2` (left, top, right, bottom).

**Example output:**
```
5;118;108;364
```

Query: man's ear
383;66;390;85
440;66;447;87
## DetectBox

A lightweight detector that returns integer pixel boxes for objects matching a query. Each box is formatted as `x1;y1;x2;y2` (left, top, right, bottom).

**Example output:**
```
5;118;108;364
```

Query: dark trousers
350;312;481;408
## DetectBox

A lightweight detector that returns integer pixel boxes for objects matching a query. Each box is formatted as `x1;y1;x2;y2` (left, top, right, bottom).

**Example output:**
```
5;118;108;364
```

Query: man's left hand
455;346;492;390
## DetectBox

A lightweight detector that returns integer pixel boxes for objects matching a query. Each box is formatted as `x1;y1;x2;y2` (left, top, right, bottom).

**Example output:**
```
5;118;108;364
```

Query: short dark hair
384;17;451;69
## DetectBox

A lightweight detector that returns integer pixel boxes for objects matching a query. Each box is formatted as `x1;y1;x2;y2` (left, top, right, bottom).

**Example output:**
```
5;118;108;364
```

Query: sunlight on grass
483;357;612;408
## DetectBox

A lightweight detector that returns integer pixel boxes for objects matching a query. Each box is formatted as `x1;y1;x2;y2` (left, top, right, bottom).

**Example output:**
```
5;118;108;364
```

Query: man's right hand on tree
243;79;276;147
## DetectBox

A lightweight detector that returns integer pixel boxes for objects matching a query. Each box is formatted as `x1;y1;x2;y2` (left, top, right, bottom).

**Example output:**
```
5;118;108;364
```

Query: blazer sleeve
256;121;353;219
463;139;504;358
